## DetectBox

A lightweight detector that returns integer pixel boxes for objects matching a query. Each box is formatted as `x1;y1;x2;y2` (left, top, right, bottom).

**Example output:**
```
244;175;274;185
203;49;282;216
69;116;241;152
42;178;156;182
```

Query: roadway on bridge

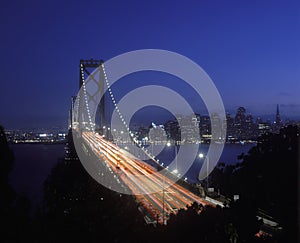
82;131;214;224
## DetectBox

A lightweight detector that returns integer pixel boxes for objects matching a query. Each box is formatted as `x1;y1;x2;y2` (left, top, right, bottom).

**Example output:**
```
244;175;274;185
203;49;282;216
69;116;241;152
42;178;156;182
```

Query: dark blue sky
1;0;299;129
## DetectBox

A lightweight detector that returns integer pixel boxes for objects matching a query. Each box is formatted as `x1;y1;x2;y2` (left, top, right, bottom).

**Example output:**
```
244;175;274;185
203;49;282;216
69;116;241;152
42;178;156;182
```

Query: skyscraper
234;107;246;140
274;104;282;133
276;104;281;124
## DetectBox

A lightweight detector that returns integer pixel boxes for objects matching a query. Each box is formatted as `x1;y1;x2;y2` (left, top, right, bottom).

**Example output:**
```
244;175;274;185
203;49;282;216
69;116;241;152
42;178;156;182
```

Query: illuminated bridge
69;59;215;225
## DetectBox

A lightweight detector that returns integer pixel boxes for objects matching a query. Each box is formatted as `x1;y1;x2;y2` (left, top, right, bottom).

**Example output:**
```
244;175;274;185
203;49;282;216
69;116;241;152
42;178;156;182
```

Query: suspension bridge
69;58;214;225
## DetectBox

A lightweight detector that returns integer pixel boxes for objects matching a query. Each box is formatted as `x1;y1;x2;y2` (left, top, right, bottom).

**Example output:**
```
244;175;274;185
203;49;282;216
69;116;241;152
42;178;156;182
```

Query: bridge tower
78;58;105;132
68;96;76;130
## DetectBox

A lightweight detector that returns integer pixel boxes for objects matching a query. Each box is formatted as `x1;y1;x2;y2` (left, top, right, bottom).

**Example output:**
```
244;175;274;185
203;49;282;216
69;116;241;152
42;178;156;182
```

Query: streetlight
199;153;209;192
167;141;178;174
162;175;165;225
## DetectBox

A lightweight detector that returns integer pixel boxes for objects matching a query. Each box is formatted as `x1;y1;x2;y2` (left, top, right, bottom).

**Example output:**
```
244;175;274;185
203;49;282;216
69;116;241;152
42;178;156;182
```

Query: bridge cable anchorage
80;64;93;128
100;63;160;166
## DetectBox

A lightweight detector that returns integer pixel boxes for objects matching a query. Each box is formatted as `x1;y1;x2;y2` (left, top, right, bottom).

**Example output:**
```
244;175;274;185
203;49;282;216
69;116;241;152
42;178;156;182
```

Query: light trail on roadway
82;131;214;224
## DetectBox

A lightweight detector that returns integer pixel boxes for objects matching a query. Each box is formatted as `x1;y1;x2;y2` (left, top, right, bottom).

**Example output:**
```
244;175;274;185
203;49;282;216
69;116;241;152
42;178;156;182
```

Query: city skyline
1;103;299;130
5;104;297;138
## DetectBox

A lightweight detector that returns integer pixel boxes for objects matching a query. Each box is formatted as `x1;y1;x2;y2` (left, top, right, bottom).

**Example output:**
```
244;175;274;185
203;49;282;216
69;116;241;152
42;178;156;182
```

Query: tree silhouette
210;125;299;242
0;126;31;242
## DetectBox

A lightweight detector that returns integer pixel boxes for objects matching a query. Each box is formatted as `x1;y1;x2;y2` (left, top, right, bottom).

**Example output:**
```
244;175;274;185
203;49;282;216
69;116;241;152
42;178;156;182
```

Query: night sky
1;0;299;129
